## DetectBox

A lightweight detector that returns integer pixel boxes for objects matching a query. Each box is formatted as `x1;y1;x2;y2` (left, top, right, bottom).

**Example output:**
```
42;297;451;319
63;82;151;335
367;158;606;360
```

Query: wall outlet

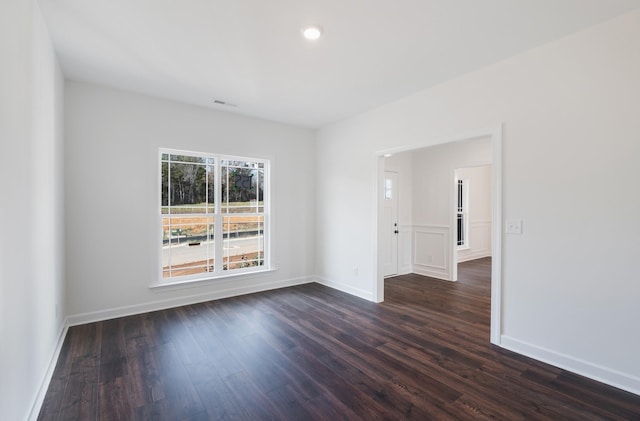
505;219;523;235
353;267;359;276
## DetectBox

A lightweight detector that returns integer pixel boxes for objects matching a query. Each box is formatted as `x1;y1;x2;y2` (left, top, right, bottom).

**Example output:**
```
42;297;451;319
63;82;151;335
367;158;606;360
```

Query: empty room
2;0;640;419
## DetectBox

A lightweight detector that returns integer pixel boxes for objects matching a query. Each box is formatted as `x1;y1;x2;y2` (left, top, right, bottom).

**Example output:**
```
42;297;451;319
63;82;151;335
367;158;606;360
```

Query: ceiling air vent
213;99;237;107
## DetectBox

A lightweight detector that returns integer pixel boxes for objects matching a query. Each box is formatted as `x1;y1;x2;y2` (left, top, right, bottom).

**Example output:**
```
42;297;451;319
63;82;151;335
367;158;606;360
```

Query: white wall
0;1;66;419
456;165;492;263
316;9;640;394
64;82;316;322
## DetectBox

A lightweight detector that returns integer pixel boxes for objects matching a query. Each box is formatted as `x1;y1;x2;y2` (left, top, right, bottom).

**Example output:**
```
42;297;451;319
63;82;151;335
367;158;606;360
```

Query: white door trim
374;124;503;345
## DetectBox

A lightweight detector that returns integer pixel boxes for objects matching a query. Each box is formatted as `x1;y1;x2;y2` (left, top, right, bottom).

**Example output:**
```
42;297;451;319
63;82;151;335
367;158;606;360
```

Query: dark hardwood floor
39;258;640;420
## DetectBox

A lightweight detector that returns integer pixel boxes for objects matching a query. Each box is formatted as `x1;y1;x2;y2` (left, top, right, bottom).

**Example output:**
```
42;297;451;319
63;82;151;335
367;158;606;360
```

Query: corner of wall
27;321;69;421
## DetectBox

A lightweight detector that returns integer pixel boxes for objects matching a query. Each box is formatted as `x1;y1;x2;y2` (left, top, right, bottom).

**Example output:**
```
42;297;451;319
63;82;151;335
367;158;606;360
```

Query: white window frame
457;178;469;250
156;148;271;286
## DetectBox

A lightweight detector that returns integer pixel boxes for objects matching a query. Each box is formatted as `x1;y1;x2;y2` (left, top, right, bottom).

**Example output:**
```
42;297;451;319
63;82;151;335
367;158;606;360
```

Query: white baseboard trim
398;268;412;276
313;276;374;302
411;266;451;281
500;335;640;397
67;276;313;326
28;321;69;421
457;251;492;263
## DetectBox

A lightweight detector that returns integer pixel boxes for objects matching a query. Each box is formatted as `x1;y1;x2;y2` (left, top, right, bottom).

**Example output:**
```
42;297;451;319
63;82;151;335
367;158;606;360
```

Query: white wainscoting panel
412;225;450;280
398;225;413;275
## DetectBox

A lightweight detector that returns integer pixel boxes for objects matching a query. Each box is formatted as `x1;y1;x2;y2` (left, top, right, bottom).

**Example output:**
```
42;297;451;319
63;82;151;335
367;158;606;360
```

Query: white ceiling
39;0;640;129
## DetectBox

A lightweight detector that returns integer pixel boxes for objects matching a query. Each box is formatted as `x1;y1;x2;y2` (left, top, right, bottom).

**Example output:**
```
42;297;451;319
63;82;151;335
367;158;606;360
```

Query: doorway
381;171;399;277
376;125;503;345
452;165;493;282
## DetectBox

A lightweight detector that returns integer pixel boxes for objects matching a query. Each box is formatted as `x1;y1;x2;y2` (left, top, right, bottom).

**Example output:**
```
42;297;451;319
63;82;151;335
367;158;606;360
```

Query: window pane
207;162;215;213
221;165;258;213
223;215;264;270
161;161;168;207
170;154;207;164
257;169;264;203
457;214;464;246
163;216;215;276
169;162;208;213
222;159;260;168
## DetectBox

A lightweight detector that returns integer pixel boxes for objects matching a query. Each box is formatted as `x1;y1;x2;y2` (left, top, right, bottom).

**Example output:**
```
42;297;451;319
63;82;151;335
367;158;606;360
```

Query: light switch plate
505;219;523;235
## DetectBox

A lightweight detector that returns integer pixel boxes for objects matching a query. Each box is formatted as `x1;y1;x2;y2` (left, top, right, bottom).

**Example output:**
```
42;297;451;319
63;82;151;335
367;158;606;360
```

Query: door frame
375;124;503;345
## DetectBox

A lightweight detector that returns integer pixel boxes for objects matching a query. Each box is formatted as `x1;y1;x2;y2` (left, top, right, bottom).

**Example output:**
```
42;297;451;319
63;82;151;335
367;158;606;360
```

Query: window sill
457;245;470;251
149;267;278;290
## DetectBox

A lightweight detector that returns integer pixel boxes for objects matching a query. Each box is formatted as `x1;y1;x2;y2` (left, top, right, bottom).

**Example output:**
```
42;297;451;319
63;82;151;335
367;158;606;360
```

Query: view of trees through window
161;151;267;280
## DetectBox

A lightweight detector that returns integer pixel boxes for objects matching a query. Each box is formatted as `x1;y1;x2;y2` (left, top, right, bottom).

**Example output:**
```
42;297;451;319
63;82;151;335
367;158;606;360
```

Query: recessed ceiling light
302;25;323;41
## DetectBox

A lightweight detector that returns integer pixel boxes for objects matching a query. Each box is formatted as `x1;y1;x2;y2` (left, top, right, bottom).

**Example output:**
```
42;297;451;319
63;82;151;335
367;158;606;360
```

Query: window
161;149;269;282
384;177;393;199
457;179;468;248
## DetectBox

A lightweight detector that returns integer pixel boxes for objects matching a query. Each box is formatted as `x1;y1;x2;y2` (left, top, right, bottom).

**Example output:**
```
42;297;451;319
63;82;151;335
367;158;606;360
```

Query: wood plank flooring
39;258;640;420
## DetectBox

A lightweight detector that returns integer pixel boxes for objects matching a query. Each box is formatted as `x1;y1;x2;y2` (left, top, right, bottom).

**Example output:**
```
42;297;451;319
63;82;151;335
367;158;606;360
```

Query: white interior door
382;171;399;277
